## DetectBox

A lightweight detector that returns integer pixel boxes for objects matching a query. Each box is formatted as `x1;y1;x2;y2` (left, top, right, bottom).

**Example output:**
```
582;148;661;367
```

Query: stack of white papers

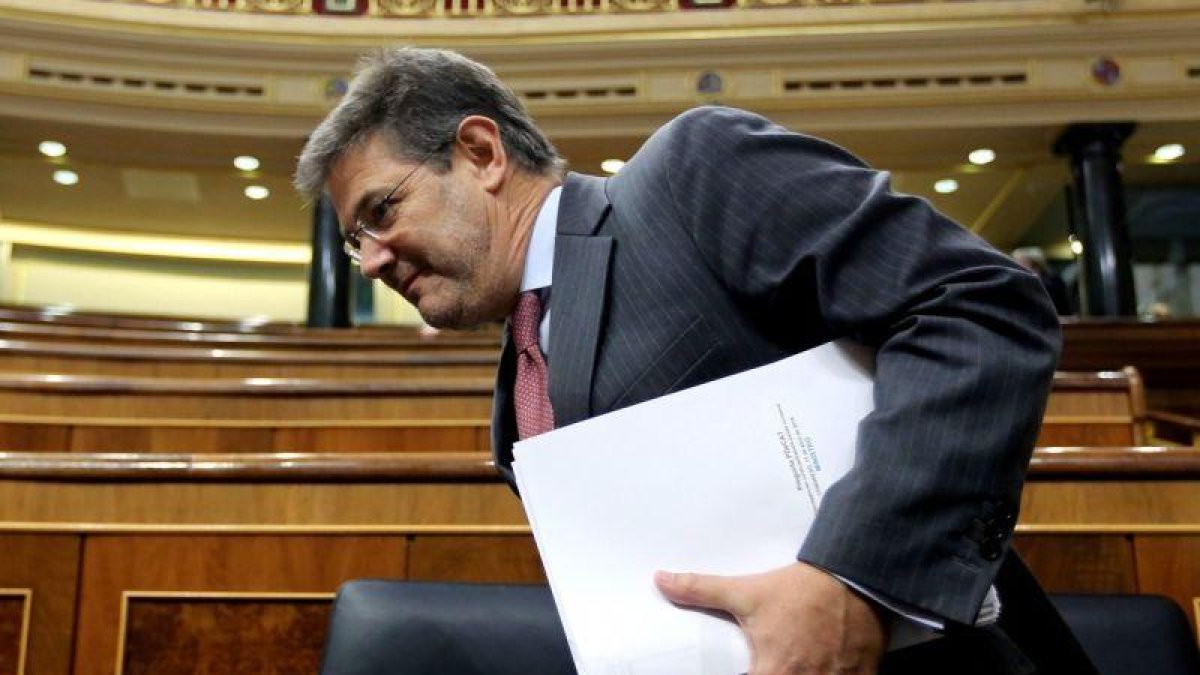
513;341;875;675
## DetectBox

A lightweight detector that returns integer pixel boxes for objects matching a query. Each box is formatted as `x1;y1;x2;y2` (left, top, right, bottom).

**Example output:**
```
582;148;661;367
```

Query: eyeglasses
342;142;448;263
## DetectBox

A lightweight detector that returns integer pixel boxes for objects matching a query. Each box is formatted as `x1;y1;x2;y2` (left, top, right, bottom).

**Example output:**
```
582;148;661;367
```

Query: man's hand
654;561;888;675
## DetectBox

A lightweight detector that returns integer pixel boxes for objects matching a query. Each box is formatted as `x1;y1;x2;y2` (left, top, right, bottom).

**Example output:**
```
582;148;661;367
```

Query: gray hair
294;47;564;200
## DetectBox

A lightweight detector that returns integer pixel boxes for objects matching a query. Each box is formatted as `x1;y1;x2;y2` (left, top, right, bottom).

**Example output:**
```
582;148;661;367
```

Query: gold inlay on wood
0;588;32;675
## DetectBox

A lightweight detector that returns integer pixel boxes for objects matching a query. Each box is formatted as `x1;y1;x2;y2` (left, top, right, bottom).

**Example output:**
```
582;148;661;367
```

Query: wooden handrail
1147;410;1200;446
0;304;504;338
1148;410;1200;430
0;451;499;481
1050;369;1139;389
0;321;501;349
0;372;494;396
0;413;491;428
1027;446;1200;477
0;338;499;365
0;447;1195;482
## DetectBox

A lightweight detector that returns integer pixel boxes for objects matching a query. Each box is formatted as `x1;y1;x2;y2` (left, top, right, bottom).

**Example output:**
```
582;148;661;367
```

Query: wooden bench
0;338;499;379
0;366;1145;449
0;303;503;339
1061;318;1200;415
0;373;494;420
1038;367;1147;446
0;320;502;351
0;415;492;453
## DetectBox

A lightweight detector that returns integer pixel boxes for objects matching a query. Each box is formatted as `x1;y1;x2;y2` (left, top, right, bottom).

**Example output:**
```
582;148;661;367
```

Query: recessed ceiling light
968;148;996;165
244;185;270;200
1151;144;1184;163
234;155;261;171
934;179;959;194
39;141;68;158
52;169;79;186
600;159;625;174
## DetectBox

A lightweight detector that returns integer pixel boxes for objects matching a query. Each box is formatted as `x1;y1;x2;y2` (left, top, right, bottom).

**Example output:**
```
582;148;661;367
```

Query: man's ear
454;115;507;193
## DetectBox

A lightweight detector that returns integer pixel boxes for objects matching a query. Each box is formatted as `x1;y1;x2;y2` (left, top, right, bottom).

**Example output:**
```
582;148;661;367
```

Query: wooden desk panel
75;535;404;675
0;447;1196;673
0;535;81;675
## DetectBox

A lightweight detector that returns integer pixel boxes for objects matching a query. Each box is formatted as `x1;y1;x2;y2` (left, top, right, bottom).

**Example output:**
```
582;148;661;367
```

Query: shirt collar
520;185;561;293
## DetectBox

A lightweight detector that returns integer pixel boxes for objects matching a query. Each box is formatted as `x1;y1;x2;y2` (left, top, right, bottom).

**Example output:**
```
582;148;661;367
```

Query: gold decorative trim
115;589;335;675
3;521;1200;535
0;413;492;428
1193;598;1199;644
1041;416;1135;424
0;588;32;675
0;521;532;534
1015;524;1200;534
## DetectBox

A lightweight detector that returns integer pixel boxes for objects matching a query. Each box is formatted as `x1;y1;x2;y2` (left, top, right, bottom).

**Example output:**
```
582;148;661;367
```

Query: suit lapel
548;173;613;427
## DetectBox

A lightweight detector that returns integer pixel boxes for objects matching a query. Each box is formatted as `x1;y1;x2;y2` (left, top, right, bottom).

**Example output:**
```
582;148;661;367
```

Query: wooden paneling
119;595;329;675
1133;536;1200;638
0;425;67;453
407;535;546;584
74;535;405;675
1012;534;1137;594
0;593;28;675
0;321;499;351
0;342;498;380
70;426;277;454
271;425;489;453
1035;422;1135;446
0;535;81;675
0;481;526;527
0;377;493;421
1019;481;1200;526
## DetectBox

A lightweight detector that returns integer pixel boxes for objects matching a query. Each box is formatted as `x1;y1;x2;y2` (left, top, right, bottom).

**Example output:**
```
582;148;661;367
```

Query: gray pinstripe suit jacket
492;107;1060;646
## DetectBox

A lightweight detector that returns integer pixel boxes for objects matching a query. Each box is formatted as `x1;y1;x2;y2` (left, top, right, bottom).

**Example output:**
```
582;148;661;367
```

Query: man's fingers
654;570;748;615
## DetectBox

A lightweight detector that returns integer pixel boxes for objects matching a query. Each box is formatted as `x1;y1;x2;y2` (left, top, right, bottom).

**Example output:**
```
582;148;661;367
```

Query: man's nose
357;237;396;279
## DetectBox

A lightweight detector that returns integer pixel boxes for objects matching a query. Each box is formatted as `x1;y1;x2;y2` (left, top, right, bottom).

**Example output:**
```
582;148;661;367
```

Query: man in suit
296;47;1084;674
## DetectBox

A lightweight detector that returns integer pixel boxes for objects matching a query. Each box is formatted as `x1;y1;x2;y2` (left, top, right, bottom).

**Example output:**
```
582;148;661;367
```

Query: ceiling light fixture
244;185;270;200
968;148;996;165
1068;235;1083;256
52;169;79;186
600;159;625;174
39;140;68;158
934;179;958;194
234;155;261;171
1151;144;1185;163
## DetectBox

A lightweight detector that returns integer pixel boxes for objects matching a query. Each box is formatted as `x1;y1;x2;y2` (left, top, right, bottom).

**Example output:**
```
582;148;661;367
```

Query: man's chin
418;304;478;331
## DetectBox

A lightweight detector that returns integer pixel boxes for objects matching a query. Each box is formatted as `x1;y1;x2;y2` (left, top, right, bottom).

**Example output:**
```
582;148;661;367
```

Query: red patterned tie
512;291;555;440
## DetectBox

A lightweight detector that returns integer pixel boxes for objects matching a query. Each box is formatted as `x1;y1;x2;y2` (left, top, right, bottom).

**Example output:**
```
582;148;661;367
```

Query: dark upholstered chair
318;580;576;675
319;579;1200;675
1051;593;1200;675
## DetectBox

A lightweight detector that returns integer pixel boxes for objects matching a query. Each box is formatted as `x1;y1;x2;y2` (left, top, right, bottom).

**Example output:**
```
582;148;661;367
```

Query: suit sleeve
648;107;1061;625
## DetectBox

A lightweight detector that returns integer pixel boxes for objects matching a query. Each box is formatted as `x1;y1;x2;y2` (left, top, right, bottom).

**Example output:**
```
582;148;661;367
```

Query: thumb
654;570;748;616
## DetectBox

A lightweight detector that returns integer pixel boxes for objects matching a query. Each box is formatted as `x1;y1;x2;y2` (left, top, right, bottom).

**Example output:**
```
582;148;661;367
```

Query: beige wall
5;244;308;320
2;243;426;324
